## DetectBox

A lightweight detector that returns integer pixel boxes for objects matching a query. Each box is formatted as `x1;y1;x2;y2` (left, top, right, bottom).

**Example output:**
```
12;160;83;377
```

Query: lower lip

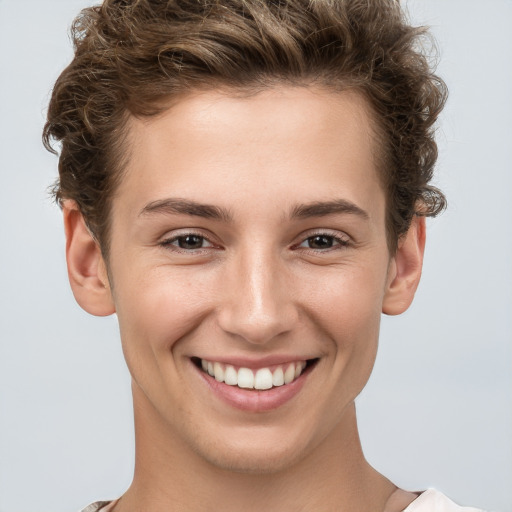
194;362;312;412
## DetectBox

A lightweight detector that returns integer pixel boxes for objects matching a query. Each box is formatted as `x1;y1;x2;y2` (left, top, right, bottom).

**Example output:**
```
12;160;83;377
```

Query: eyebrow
290;199;369;220
139;198;233;222
139;197;369;222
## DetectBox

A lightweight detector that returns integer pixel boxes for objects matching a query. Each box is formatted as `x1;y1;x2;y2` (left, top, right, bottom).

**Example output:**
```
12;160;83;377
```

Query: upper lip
192;355;318;369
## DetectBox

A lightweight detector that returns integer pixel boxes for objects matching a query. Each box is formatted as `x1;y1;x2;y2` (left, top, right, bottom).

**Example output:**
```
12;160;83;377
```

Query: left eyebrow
289;199;370;220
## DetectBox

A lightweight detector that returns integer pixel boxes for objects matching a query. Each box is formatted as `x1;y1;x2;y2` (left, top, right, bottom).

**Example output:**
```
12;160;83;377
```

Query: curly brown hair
43;0;447;254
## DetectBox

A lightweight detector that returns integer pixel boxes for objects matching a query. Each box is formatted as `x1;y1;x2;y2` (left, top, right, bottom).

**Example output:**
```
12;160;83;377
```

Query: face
101;86;400;472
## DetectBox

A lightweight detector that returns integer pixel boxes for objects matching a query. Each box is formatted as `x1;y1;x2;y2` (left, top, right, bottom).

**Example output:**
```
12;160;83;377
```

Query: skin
64;86;425;511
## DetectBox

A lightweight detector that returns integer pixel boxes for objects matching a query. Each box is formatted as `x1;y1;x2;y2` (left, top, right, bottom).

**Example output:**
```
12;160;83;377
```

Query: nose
216;246;298;345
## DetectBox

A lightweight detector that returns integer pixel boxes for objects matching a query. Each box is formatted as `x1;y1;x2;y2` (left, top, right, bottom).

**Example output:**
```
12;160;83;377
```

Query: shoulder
404;489;486;512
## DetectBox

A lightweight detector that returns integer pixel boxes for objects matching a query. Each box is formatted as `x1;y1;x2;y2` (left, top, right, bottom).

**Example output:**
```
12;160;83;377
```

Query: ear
63;200;116;316
382;215;426;316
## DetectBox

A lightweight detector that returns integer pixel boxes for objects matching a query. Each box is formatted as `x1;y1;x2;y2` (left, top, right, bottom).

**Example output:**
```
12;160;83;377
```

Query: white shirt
403;489;485;512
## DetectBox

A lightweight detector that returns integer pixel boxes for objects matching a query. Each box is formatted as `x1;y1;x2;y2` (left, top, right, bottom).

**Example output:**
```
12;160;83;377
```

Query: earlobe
382;215;426;316
63;200;116;317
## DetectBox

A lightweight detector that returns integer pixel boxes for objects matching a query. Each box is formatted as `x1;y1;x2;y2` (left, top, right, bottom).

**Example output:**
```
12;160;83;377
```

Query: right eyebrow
139;197;233;223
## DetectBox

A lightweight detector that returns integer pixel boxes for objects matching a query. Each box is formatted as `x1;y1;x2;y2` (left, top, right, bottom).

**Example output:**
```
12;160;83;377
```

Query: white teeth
199;359;309;390
284;364;295;384
224;365;238;385
237;368;254;389
254;368;273;390
272;367;284;387
213;362;224;382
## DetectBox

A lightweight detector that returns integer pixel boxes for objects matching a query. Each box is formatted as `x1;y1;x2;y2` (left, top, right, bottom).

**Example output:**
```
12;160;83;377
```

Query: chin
189;428;314;475
201;447;304;475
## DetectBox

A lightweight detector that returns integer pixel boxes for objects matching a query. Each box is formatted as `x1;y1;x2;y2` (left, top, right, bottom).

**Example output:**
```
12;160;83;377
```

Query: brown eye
296;233;349;251
307;235;335;249
161;233;214;251
177;235;206;249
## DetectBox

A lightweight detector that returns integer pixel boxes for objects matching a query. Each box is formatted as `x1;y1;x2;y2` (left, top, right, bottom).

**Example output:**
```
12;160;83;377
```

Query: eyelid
159;229;220;252
293;229;351;250
157;228;351;252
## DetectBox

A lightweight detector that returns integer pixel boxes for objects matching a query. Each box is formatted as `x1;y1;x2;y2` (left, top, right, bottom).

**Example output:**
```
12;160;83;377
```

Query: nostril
217;308;299;345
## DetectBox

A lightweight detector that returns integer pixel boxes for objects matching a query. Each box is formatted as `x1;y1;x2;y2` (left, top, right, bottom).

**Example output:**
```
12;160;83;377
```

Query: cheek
110;265;223;411
300;259;386;334
299;263;386;384
113;266;217;363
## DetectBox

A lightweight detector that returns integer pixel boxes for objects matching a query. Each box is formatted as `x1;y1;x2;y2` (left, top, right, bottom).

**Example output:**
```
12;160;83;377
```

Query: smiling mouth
192;357;319;391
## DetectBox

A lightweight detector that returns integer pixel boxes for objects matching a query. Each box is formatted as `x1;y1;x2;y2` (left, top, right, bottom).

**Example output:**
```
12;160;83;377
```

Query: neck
116;384;395;512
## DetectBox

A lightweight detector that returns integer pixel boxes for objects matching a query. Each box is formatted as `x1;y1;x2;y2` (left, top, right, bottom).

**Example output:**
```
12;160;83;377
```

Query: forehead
115;86;384;225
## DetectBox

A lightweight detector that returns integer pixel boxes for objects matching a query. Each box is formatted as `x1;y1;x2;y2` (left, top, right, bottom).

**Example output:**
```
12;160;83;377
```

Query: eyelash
294;232;351;252
159;230;351;254
159;231;215;253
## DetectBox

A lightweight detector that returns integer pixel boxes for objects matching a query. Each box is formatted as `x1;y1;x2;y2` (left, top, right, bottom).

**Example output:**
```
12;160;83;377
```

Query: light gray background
0;1;511;511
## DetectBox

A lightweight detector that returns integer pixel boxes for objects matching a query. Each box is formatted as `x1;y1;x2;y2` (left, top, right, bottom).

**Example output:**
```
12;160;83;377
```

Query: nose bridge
217;242;296;344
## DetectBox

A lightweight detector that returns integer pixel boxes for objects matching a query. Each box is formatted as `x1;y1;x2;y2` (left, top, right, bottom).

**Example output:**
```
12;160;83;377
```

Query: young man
44;0;485;510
